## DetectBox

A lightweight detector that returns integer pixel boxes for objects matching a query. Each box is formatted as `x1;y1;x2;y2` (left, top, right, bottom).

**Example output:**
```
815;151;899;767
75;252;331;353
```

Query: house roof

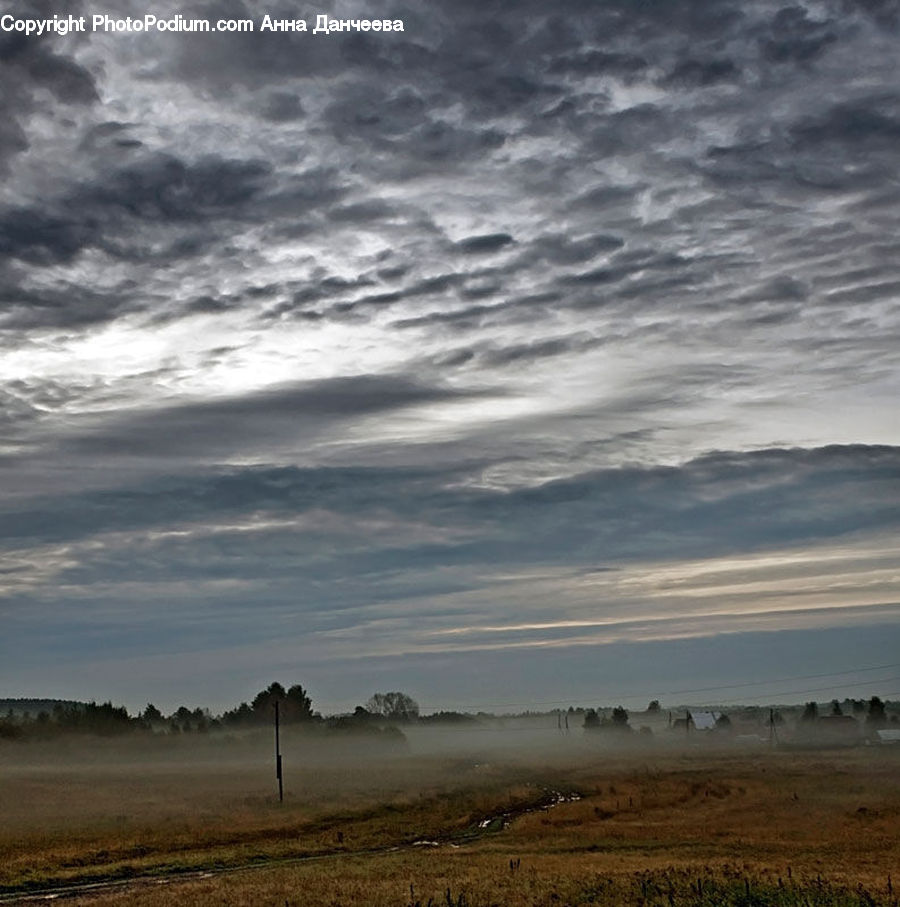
689;710;721;730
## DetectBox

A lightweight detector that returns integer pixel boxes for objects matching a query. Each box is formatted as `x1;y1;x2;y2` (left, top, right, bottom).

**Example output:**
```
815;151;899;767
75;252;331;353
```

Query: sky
1;0;899;716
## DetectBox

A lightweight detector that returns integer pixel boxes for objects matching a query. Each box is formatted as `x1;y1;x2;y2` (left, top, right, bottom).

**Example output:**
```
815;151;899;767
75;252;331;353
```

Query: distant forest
0;683;471;741
1;685;896;742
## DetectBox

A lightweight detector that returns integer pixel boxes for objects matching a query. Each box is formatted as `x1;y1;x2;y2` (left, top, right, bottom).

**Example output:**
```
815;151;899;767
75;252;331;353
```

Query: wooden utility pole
275;700;283;803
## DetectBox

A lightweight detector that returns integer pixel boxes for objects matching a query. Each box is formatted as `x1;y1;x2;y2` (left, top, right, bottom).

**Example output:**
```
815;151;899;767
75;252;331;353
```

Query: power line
706;675;900;706
396;662;900;713
665;662;900;697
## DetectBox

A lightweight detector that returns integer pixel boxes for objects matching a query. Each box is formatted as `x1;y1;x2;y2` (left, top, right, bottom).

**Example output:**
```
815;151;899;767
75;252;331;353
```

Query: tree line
2;687;897;741
0;684;422;740
799;696;891;727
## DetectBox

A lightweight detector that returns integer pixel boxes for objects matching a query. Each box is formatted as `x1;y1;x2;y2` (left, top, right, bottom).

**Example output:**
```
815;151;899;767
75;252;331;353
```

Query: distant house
670;711;725;734
875;729;900;744
689;710;722;731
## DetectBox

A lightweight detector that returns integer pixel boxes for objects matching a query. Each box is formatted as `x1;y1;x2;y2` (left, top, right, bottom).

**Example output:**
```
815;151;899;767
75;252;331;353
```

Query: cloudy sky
2;0;899;715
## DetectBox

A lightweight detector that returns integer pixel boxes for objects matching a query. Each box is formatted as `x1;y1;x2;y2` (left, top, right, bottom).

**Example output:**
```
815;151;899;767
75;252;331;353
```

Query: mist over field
3;700;900;905
2;670;899;902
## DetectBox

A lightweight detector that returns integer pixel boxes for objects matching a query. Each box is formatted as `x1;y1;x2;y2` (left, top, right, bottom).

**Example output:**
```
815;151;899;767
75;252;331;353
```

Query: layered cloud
1;0;899;708
3;445;899;709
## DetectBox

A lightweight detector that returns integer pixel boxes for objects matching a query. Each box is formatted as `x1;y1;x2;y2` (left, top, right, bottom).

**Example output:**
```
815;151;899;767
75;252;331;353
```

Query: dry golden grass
64;852;900;907
0;732;557;891
2;736;899;905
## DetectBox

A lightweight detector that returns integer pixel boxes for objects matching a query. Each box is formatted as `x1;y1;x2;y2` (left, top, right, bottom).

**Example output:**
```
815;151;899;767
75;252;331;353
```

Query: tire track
0;789;581;904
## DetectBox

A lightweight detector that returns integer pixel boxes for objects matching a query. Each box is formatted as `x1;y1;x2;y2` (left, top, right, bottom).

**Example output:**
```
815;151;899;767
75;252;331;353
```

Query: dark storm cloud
741;276;810;304
661;58;741;87
569;184;641;211
0;274;147;331
456;233;515;255
161;0;767;180
532;234;625;266
702;92;900;198
2;0;895;431
392;291;560;332
791;96;900;148
6;0;895;344
91;155;271;224
0;0;97;171
258;90;305;122
476;332;605;368
13;43;97;102
1;147;351;332
0;153;272;266
46;373;495;461
0;462;454;546
322;85;428;143
418;330;608;370
0;208;93;267
845;0;900;29
474;445;900;563
376;234;724;344
547;48;649;79
306;264;515;322
761;6;840;64
3;445;898;574
822;279;900;305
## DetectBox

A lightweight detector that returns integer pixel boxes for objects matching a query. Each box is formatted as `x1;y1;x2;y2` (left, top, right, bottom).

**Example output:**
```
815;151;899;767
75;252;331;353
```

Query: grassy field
1;729;899;905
